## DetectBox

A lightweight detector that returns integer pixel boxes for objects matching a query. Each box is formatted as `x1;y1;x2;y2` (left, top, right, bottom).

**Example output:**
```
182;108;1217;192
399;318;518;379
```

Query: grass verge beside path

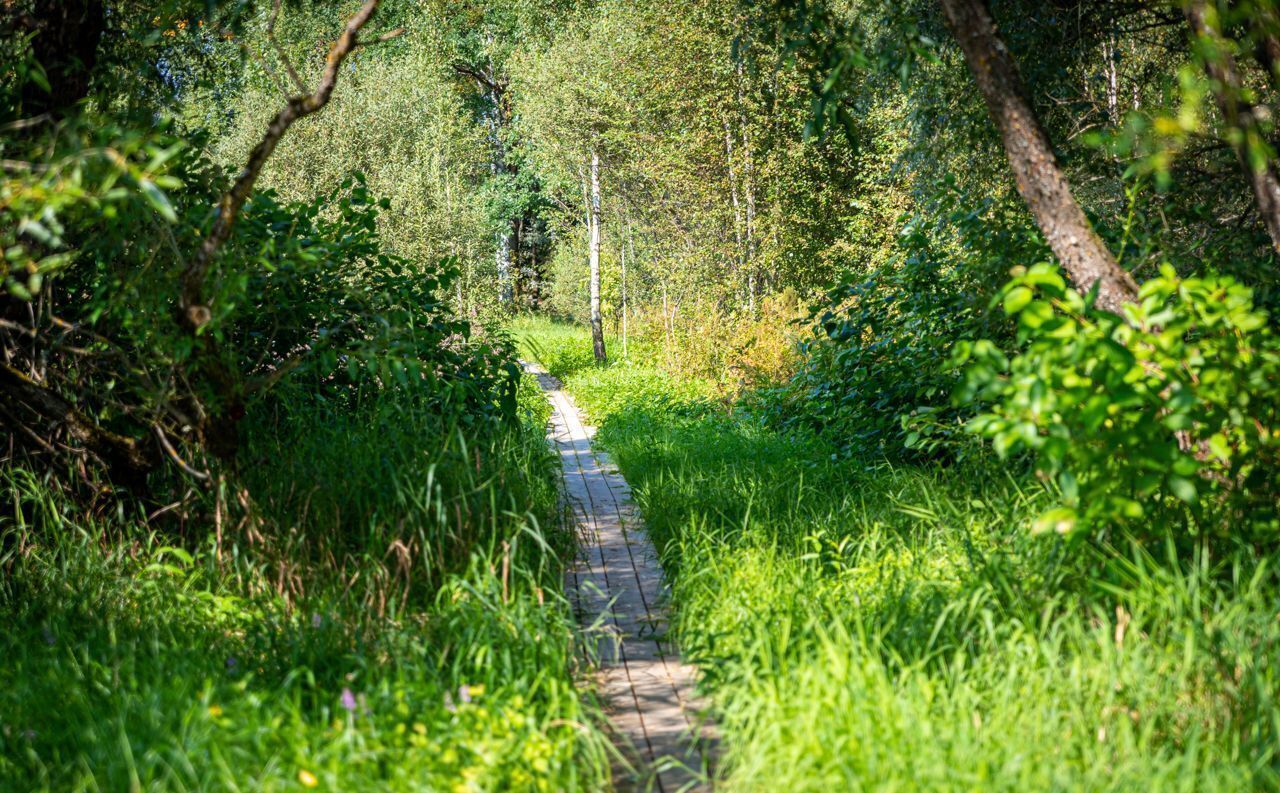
0;370;609;792
516;317;1280;792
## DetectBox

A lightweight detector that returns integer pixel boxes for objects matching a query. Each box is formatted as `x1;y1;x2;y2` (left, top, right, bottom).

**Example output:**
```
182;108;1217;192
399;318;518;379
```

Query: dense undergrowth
0;373;610;792
518;318;1280;791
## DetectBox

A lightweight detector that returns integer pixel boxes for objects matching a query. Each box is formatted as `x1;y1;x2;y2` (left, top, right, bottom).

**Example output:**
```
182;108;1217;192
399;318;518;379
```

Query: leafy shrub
4;114;516;491
958;263;1280;544
778;183;1027;458
221;176;521;424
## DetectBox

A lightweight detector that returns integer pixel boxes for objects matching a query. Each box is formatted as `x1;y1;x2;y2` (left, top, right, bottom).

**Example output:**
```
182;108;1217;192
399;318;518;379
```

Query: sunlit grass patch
521;318;1280;792
0;373;610;792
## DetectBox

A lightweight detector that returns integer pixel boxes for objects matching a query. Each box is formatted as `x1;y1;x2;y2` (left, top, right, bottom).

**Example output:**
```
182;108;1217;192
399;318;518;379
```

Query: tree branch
1186;0;1280;256
179;0;381;331
452;61;506;94
267;0;309;94
0;362;154;484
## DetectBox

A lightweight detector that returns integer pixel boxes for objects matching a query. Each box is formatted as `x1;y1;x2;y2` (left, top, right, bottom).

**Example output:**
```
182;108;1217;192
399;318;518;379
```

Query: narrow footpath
526;363;715;792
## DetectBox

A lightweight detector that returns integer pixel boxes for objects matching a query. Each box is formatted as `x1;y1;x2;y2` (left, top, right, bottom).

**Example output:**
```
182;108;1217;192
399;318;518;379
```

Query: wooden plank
526;363;717;792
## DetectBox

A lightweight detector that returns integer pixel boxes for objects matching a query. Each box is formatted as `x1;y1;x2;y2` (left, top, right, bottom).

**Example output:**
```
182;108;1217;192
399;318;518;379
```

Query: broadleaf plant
957;262;1280;545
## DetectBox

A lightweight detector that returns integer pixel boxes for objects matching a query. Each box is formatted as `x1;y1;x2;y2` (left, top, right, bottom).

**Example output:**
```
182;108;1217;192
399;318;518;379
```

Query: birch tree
589;150;606;361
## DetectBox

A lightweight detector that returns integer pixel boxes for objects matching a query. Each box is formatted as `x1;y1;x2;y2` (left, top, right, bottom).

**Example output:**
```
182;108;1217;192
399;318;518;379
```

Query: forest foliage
6;0;1280;788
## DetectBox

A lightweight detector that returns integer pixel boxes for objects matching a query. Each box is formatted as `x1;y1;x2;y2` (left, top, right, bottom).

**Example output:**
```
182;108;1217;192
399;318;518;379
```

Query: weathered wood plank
526;362;716;792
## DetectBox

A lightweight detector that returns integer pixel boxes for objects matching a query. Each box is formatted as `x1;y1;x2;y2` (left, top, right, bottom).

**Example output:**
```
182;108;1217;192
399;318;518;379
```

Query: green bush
958;262;1280;544
779;182;1027;459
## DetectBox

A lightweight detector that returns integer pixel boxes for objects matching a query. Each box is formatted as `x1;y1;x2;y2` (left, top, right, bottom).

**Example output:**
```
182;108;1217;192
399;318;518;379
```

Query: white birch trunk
1104;34;1119;124
589;150;606;362
621;217;628;360
724;118;745;281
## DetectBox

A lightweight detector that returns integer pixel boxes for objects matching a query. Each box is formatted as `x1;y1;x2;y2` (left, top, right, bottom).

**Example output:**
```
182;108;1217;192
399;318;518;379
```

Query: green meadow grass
0;373;610;792
511;315;714;424
520;319;1280;792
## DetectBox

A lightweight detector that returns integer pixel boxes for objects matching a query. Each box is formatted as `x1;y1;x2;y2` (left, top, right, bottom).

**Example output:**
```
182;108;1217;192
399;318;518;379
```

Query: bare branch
153;425;210;481
0;113;52;133
0;362;155;482
452;61;506;93
267;0;309;94
179;0;381;331
358;27;406;47
0;318;36;337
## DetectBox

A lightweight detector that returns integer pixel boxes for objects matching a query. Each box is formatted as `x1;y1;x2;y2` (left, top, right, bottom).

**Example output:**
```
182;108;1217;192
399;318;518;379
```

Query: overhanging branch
179;0;382;331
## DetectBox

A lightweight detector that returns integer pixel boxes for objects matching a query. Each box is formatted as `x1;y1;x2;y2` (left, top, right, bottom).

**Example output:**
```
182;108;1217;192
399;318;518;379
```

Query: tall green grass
523;320;1280;791
0;372;609;792
511;315;714;424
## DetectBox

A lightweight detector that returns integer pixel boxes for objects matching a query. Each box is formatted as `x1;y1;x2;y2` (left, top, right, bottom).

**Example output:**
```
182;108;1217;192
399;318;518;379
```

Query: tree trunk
514;216;524;303
621;217;629;360
457;59;518;306
1104;32;1119;124
1186;0;1280;257
738;60;760;311
496;223;515;305
938;0;1138;313
724;118;746;287
589;151;607;363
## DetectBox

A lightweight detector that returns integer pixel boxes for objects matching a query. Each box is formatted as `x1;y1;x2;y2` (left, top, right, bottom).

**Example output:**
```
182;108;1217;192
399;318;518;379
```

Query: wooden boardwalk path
526;363;714;792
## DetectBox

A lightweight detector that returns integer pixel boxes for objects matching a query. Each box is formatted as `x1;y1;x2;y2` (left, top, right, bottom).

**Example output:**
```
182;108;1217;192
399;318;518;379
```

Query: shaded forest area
4;0;1280;789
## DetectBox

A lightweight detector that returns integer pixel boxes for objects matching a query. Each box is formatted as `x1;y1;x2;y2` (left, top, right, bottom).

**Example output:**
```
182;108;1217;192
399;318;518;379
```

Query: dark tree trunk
938;0;1139;313
1186;0;1280;257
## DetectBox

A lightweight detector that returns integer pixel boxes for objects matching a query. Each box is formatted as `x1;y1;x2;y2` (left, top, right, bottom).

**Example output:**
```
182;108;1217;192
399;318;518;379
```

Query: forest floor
515;315;1280;792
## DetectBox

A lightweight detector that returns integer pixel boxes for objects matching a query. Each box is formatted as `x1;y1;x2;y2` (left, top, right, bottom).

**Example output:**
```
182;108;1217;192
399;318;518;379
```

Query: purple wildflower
226;656;238;672
458;684;472;705
340;688;358;713
311;614;323;629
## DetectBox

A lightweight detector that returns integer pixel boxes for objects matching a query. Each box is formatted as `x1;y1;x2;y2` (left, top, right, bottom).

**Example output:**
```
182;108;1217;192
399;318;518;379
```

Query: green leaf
1207;433;1231;462
1018;300;1055;330
1022;264;1066;292
27;60;50;93
6;279;33;301
1003;286;1033;315
1168;475;1198;504
1058;469;1079;503
139;179;178;223
1032;507;1078;535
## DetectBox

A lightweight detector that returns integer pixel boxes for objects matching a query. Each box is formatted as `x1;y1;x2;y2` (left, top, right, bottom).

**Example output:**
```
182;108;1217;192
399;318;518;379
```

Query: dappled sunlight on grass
0;375;610;792
522;319;1280;792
